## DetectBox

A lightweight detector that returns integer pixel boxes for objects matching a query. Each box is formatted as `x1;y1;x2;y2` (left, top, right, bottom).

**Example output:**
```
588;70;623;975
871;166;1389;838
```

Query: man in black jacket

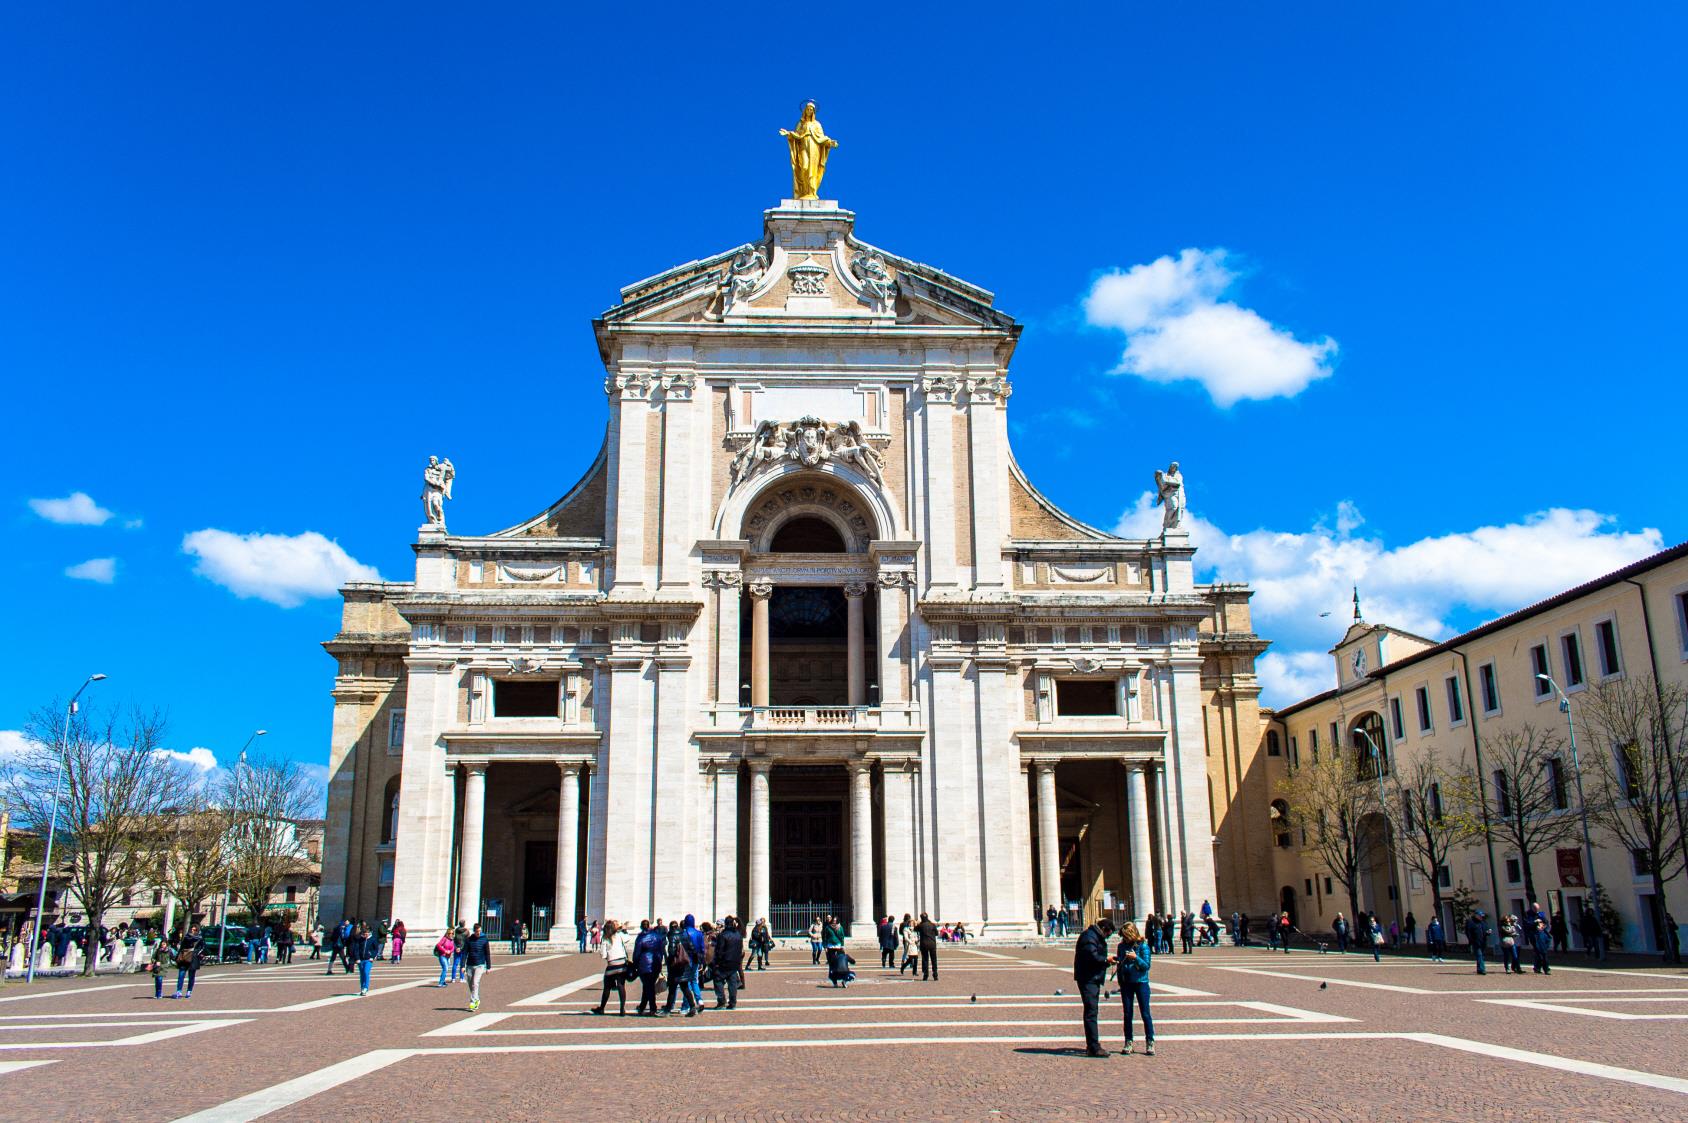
915;913;939;980
877;916;897;969
712;917;745;1009
1073;918;1116;1058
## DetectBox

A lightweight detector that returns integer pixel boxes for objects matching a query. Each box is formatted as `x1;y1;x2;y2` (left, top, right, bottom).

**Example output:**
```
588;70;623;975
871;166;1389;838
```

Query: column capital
747;580;774;600
849;757;874;777
463;761;489;778
555;760;584;777
843;581;869;599
1035;758;1060;775
748;758;773;775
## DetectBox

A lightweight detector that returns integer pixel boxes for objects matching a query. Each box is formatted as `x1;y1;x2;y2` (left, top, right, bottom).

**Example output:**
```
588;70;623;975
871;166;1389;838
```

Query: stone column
554;763;581;936
457;763;488;926
875;575;906;705
1154;762;1175;916
1126;761;1155;921
748;761;771;925
880;760;916;917
1035;761;1062;922
845;582;867;706
850;759;875;937
707;762;740;921
749;582;773;708
713;575;743;705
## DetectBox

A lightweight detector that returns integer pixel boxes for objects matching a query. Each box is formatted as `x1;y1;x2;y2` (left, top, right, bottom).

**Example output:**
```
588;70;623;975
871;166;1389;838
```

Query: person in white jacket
591;920;631;1016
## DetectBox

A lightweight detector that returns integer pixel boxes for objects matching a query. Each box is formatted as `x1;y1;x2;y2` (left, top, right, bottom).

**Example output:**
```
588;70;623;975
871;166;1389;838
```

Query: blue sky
5;5;1684;781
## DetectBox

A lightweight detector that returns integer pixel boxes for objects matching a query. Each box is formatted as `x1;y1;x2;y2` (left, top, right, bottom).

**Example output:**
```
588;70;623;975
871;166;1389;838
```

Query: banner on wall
1556;848;1587;888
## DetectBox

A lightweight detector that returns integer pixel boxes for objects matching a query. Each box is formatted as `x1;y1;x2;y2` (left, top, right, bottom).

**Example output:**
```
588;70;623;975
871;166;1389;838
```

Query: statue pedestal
1159;528;1195;593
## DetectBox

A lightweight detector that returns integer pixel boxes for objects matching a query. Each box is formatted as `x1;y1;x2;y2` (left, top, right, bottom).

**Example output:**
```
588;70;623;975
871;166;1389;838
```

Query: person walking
354;923;377;996
390;920;406;964
172;925;204;999
1466;910;1490;975
434;929;456;986
576;916;588;954
1278;912;1292;954
1550;909;1569;954
916;912;939;980
632;920;666;1016
749;918;772;971
1368;916;1385;963
1073;916;1115;1059
712;916;745;1009
1426;916;1446;962
451;920;469;981
463;922;492;1012
1116;921;1154;1056
1332;913;1349;954
590;920;629;1016
898;914;919;976
150;932;175;999
309;924;323;961
1499;915;1523;974
808;917;824;965
1404;911;1418;947
877;915;897;969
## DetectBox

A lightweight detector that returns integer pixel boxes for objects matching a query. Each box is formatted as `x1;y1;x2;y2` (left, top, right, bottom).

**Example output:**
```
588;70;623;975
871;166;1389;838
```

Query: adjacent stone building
320;193;1277;940
1265;542;1688;953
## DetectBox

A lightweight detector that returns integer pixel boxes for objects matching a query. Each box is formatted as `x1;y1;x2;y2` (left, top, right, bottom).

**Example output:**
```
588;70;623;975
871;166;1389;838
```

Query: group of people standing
592;914;763;1016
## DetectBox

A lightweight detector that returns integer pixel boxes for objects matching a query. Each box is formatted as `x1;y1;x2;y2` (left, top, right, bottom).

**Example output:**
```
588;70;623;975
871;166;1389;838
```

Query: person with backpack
172;924;204;999
462;923;492;1012
150;933;175;999
632;920;667;1016
434;930;455;986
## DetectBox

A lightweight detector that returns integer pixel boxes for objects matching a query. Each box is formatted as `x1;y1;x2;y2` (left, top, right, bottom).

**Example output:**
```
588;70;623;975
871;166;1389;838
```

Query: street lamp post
27;673;106;984
217;730;266;963
1538;674;1601;957
1354;727;1405;932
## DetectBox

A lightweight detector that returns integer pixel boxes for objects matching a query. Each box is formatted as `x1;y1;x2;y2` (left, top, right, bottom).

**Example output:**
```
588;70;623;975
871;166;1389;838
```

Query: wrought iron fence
768;902;840;938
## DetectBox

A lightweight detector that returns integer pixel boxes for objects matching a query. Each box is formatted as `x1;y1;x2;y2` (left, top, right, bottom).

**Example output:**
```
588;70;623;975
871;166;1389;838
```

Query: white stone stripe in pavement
0;1060;55;1075
509;973;603;1007
1206;966;1433;994
168;1029;1688;1120
0;1017;247;1051
1478;998;1688;1021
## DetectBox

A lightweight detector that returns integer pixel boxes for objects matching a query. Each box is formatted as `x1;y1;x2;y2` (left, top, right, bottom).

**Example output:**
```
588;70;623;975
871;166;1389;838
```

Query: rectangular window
1289;736;1299;768
1596;619;1621;677
1494;769;1512;817
285;885;297;903
1677;591;1688;656
1531;644;1552;696
1561;631;1585;687
121;889;133;907
1403;800;1416;832
151;889;163;906
1304;878;1314;897
1267;730;1281;757
1632;848;1652;876
1616;742;1641;799
1548;758;1569;811
1329;722;1340;753
1309;727;1319;761
387;709;406;751
1446;677;1464;724
492;679;560;718
1430;782;1444;820
1324;877;1333;895
1479;663;1500;714
1436;864;1452;888
1416;686;1432;732
1505;858;1522;885
1390;696;1405;740
1055;679;1118;716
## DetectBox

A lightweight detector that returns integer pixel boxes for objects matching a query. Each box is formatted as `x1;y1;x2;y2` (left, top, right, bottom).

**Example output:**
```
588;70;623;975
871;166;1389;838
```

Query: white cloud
1115;495;1665;706
29;491;114;526
65;557;117;583
0;730;33;760
1084;249;1337;406
182;528;380;608
154;746;219;772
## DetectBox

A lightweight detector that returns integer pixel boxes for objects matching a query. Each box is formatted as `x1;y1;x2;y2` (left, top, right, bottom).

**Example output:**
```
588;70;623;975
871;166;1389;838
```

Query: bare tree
1577;674;1688;960
1279;746;1379;923
150;795;233;930
222;756;319;926
1475;724;1581;905
1382;749;1483;929
5;704;198;974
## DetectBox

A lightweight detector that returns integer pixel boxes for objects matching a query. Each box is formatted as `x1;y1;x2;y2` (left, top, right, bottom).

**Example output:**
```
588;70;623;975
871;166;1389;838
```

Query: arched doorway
1357;811;1398;926
1280;885;1298;927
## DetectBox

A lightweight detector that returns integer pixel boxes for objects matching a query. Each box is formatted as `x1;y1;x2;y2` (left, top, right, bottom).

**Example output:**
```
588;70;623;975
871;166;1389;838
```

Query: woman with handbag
591;919;631;1016
172;925;204;999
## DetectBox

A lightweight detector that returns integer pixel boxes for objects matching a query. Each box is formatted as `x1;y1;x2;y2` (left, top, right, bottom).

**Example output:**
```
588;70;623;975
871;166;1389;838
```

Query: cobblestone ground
1;943;1685;1121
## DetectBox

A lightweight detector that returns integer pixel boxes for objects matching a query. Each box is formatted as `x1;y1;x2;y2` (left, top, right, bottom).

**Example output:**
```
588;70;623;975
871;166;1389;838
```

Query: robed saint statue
780;101;838;200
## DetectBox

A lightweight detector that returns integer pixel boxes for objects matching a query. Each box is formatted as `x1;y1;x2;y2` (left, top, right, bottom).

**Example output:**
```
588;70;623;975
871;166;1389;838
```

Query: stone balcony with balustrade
698;702;924;740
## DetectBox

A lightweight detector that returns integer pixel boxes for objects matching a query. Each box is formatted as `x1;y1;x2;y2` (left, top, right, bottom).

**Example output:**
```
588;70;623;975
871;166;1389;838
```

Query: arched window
1270;799;1293;848
769;516;846;553
1352;712;1388;778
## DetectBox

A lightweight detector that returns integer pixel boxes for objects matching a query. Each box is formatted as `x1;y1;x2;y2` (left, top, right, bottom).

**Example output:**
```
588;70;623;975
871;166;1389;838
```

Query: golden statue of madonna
780;101;838;200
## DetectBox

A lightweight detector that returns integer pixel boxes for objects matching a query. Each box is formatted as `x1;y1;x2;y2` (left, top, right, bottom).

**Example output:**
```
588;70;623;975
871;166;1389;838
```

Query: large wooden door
770;800;844;905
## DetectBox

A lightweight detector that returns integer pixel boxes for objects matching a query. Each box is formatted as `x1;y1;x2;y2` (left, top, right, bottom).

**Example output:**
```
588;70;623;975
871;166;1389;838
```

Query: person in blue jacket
1116;921;1154;1056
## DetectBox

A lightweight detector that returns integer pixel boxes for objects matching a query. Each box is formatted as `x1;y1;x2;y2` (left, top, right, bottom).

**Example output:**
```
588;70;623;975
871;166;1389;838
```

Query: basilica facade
320;192;1277;941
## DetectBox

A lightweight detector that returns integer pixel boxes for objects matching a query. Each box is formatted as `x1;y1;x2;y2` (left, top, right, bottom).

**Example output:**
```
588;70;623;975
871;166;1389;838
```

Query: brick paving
0;944;1684;1121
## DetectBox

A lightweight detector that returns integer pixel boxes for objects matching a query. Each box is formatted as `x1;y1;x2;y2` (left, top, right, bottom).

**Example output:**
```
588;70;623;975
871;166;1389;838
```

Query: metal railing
768;902;840;938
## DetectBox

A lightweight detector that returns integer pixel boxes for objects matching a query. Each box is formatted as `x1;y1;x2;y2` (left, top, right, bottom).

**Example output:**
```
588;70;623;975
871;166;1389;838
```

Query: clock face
1351;649;1367;677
